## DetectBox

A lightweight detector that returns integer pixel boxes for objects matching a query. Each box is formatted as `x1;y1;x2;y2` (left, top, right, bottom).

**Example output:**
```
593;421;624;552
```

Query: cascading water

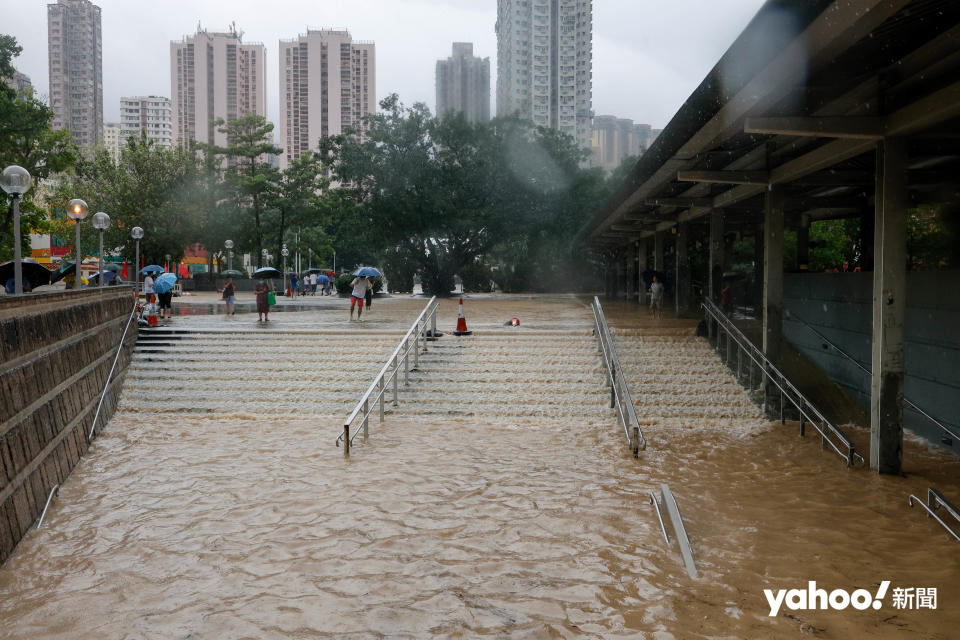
0;296;957;638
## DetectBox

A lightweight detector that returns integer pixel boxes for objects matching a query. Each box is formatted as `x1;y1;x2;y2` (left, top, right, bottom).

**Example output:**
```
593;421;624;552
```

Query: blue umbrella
317;274;331;283
353;266;382;277
153;272;178;294
89;270;119;285
141;265;164;275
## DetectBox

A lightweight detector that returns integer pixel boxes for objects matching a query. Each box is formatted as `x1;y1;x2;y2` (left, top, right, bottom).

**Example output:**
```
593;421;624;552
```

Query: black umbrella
220;269;246;278
0;258;52;288
102;263;123;273
49;261;77;284
253;267;281;279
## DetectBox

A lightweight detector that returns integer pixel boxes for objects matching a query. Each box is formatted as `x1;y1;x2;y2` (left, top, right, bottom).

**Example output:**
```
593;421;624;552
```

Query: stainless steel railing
786;309;960;447
908;487;960;543
591;296;646;456
702;297;863;467
337;296;440;454
88;294;140;440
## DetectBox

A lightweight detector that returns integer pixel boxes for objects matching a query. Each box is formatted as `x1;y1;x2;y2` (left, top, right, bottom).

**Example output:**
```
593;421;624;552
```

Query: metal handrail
786;309;960;446
908;487;960;542
88;294;139;440
337;296;439;453
702;297;863;467
591;296;646;456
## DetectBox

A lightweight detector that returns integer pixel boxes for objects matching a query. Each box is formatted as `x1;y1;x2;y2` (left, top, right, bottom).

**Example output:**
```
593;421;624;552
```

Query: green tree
267;150;328;271
323;96;603;295
1;34;78;261
51;136;199;266
205;113;282;267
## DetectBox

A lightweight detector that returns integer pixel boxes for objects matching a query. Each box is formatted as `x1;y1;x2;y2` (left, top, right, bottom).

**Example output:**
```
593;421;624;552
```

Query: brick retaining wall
0;288;137;564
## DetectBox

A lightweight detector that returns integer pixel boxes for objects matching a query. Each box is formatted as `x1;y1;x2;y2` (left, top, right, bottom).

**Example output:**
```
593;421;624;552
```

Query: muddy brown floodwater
0;294;957;639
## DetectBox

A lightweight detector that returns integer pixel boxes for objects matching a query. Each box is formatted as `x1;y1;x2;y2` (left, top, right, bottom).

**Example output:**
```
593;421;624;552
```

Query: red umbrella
121;260;129;279
179;262;190;278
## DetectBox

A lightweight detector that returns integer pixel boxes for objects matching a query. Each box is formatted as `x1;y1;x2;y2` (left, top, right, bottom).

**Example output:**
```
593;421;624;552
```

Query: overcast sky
8;0;766;129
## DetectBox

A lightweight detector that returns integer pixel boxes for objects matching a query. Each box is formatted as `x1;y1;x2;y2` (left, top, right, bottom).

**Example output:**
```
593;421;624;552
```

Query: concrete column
797;214;810;271
637;239;647;304
675;222;690;316
709;210;725;301
654;231;665;271
754;215;764;311
870;138;907;474
860;207;875;271
763;187;785;410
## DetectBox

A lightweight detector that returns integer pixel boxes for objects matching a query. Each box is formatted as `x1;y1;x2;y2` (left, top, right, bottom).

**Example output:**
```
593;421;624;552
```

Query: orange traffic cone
453;297;472;336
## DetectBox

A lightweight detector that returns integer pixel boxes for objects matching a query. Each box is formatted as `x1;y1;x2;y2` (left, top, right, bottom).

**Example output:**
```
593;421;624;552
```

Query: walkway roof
586;0;960;245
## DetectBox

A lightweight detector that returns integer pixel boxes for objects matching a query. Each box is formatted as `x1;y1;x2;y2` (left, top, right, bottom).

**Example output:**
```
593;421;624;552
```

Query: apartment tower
496;0;592;150
278;29;375;169
435;43;490;123
590;116;653;172
120;96;173;148
170;26;266;148
47;0;103;149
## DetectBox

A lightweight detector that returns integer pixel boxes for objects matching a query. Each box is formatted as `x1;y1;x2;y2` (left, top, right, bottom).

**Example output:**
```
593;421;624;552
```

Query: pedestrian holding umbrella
1;258;52;291
153;272;177;320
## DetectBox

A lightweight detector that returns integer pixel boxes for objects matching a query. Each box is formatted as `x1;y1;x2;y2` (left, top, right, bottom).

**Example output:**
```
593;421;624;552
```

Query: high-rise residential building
5;69;33;99
590;116;654;173
47;0;103;149
120;96;173;148
496;0;593;150
170;25;266;149
101;122;122;163
278;29;375;169
435;43;490;123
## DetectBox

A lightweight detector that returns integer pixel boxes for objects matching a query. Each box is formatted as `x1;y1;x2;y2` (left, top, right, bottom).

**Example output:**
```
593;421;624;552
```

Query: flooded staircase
611;328;767;439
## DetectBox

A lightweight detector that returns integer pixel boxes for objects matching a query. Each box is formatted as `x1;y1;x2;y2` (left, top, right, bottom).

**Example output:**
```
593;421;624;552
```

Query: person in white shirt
649;275;664;320
309;272;318;295
349;276;370;321
143;274;154;302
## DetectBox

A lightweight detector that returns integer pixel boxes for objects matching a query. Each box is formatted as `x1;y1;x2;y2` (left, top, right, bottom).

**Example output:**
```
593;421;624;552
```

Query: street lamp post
131;226;144;293
66;199;89;289
1;166;32;296
282;244;289;296
92;212;110;288
224;239;234;271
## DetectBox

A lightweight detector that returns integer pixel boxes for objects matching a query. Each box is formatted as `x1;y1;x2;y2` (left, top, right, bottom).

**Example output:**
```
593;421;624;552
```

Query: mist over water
0;296;957;638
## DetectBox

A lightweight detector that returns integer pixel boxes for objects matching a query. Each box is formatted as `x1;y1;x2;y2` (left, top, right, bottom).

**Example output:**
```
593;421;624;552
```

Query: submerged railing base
591;297;646;456
650;484;698;579
909;487;960;543
337;297;440;453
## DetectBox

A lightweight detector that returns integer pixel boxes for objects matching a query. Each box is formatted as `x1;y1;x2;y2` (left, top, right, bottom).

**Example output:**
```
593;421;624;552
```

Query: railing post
343;424;350;455
633;426;640;457
404;339;410;385
414;330;420;368
737;347;742;380
379;379;385;422
431;306;437;339
780;389;785;425
363;399;369;439
393;356;399;406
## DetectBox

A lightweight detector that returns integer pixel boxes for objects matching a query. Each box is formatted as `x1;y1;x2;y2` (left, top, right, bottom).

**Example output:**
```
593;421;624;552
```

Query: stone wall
783;271;960;455
0;288;137;565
